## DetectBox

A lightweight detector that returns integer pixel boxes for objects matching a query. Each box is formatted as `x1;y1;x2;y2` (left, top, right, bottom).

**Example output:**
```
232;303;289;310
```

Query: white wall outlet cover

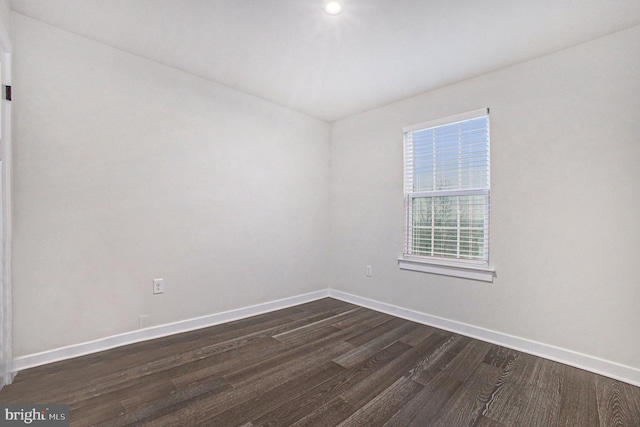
153;278;164;294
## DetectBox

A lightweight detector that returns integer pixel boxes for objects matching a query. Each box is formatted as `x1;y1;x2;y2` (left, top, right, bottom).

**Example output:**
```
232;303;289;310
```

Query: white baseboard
329;289;640;388
13;290;330;372
13;288;640;388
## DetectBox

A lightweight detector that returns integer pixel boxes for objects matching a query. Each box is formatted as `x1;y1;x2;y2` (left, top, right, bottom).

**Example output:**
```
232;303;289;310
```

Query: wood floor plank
143;338;356;425
439;339;494;383
595;375;640;427
171;309;378;391
289;397;357;427
480;349;563;426
482;345;519;370
345;317;408;347
398;324;437;346
39;336;279;407
251;341;413;426
331;308;393;330
483;380;561;426
37;305;299;389
430;362;502;426
69;398;125;427
333;321;419;368
284;298;358;321
272;307;361;344
173;311;377;394
222;331;353;388
384;372;463;426
69;362;184;413
473;415;506;426
340;331;450;409
1;298;638;427
338;376;423;426
390;337;495;426
109;377;232;426
507;351;563;392
18;314;298;404
169;337;283;391
405;334;470;386
88;309;341;392
201;362;346;426
557;364;601;426
118;378;177;412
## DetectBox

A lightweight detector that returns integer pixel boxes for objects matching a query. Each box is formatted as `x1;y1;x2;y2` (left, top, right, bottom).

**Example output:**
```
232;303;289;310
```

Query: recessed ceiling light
323;0;343;15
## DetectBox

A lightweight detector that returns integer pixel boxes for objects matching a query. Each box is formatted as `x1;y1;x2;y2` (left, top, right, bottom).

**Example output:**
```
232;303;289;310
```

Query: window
399;108;494;281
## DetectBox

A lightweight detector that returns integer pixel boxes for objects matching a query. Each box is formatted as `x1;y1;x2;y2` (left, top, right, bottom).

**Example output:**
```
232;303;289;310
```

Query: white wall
0;0;9;37
10;8;640;378
11;14;331;357
330;25;640;370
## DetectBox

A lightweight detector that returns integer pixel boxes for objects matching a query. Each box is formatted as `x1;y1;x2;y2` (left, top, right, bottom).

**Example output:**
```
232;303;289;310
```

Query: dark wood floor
1;298;639;426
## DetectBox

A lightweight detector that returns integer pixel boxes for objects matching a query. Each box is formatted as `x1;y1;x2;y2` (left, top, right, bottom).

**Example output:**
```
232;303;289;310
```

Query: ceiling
9;0;640;122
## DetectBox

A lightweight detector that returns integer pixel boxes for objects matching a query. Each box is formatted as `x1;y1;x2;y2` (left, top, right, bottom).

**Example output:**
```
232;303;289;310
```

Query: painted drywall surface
0;1;9;37
11;14;331;357
330;25;640;369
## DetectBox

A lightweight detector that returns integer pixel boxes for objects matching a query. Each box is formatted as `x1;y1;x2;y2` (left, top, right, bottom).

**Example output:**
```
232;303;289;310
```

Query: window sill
397;256;495;282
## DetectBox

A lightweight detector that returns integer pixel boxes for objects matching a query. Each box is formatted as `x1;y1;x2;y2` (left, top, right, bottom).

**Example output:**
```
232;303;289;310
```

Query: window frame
398;108;495;282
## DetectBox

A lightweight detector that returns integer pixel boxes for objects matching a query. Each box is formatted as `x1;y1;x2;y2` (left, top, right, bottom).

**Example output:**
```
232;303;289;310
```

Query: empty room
0;0;639;425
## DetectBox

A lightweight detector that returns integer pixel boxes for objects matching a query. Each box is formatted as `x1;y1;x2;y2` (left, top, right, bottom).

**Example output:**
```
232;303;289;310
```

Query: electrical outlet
153;278;164;294
139;315;149;329
365;265;373;277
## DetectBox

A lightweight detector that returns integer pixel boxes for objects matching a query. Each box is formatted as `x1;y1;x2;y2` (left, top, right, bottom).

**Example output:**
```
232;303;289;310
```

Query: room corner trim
328;289;640;388
12;289;330;373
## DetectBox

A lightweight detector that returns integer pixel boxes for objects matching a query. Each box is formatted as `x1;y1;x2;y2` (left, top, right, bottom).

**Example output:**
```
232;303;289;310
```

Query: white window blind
403;108;490;264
